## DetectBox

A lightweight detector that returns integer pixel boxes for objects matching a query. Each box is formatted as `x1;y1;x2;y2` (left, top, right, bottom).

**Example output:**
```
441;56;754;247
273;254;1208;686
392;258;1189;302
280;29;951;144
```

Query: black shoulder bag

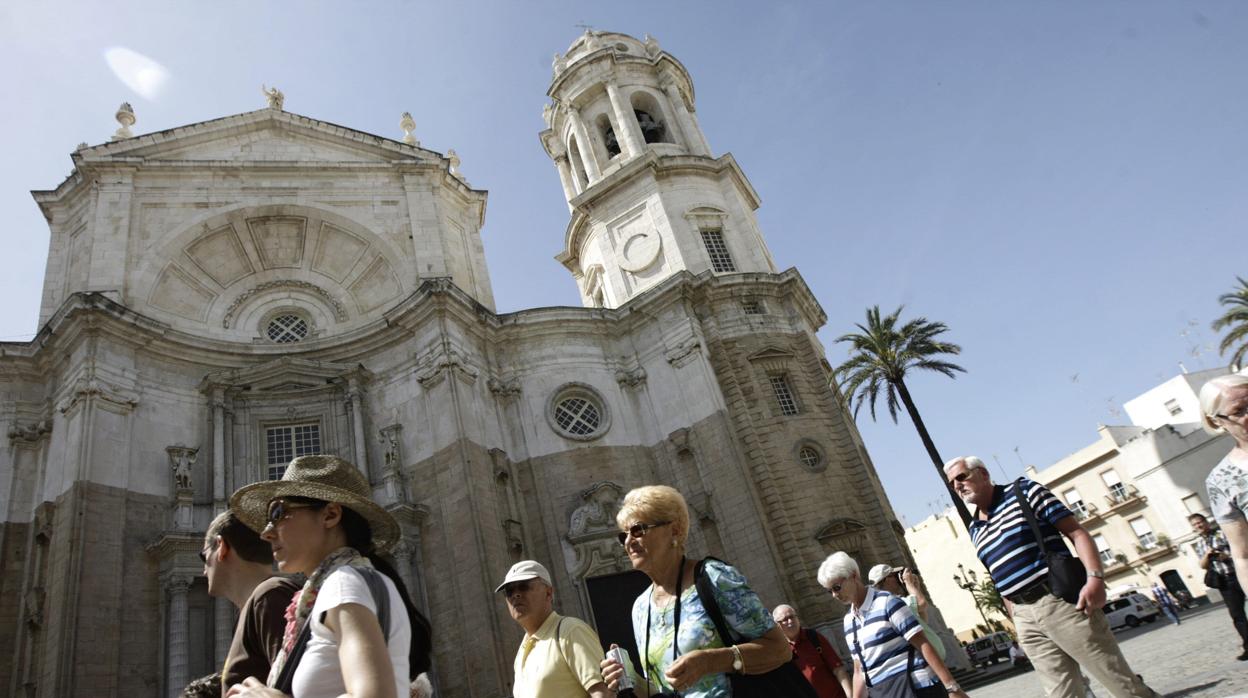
1014;481;1087;604
693;557;818;698
273;566;392;693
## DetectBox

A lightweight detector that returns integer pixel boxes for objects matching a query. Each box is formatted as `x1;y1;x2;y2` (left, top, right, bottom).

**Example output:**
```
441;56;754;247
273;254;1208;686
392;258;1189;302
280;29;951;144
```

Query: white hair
817;551;860;588
943;455;987;476
1199;372;1248;436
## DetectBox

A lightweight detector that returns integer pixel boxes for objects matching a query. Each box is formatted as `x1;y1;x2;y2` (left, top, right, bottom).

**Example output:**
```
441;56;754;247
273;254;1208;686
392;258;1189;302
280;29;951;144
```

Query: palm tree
834;305;972;526
1213;277;1248;370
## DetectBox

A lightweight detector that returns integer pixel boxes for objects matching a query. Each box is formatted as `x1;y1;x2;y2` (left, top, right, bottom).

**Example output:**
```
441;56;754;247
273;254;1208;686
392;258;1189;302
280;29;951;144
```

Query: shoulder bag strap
693;558;736;647
554;617;572;672
849;615;870;689
1013;481;1048;560
357;567;391;640
273;621;311;693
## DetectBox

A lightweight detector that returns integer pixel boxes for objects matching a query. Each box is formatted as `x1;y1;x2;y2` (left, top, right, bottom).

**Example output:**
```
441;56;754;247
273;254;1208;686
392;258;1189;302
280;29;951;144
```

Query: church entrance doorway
586;570;651;673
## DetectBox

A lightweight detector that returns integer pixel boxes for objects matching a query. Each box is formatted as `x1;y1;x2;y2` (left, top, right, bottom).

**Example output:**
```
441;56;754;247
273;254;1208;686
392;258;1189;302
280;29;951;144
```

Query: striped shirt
969;478;1074;597
842;587;936;688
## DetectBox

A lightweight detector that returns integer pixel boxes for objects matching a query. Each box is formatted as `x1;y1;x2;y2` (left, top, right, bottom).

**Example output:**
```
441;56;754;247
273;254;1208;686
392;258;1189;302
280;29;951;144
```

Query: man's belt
1006;581;1052;605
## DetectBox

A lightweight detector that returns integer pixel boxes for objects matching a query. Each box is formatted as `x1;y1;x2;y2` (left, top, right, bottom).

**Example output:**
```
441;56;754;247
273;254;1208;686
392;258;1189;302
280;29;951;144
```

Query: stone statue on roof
261;85;285;110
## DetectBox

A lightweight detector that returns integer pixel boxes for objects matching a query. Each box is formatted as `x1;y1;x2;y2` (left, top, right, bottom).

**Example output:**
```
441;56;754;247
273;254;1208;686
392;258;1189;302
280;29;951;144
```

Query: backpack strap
806;628;822;654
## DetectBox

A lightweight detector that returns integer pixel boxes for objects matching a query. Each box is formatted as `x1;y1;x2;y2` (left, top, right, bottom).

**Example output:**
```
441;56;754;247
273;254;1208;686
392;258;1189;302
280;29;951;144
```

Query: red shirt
790;628;848;698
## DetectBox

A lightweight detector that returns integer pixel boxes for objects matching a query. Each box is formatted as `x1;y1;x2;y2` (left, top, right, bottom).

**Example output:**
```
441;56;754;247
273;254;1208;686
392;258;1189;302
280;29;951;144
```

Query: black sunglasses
616;521;672;546
266;499;321;526
948;470;977;485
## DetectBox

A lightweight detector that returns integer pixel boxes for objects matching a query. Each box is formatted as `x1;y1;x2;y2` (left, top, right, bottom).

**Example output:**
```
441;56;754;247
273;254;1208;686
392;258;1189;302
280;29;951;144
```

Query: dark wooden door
586;571;651;675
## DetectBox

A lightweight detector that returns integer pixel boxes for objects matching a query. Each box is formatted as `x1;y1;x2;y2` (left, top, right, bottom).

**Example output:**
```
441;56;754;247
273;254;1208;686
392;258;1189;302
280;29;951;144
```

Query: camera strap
644;556;686;690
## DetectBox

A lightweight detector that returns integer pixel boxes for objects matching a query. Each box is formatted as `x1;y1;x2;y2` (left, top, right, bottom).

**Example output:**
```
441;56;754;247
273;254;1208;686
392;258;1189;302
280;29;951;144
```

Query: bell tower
541;31;777;308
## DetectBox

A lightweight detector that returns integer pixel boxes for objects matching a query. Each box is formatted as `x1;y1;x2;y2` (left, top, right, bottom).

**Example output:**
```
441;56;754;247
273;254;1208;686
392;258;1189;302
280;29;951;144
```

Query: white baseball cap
868;564;905;585
495;560;553;593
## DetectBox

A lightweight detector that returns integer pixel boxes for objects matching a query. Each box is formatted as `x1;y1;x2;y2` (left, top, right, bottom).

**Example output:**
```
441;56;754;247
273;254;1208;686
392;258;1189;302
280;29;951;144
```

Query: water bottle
607;646;638;697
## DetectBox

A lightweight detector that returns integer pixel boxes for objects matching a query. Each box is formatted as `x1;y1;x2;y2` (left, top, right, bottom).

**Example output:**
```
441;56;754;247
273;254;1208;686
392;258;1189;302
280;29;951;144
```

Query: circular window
795;441;826;472
547;384;610;441
265;313;309;343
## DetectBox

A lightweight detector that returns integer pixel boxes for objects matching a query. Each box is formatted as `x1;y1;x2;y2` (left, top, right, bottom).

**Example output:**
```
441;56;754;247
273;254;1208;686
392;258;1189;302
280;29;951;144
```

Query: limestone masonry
0;30;910;697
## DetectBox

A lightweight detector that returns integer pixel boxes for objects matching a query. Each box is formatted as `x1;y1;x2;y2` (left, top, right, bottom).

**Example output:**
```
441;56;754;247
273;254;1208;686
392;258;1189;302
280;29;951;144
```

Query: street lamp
953;563;990;628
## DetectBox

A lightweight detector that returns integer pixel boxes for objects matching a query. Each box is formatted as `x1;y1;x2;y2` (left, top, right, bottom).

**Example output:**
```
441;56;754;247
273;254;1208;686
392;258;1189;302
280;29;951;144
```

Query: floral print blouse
630;559;775;698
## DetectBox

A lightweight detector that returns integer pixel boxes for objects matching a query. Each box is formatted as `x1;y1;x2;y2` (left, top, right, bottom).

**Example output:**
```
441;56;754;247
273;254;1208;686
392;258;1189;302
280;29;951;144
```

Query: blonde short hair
1199;372;1248;435
616;485;690;546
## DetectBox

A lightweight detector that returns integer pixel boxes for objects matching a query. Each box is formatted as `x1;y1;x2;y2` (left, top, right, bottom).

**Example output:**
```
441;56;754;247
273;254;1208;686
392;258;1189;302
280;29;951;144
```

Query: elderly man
773;604;850;698
867;565;947;662
201;511;299;693
497;560;609;698
945;455;1156;698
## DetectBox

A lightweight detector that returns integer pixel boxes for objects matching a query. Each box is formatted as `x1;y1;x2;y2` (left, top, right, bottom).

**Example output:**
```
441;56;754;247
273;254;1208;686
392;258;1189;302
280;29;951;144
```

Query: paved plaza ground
968;602;1248;698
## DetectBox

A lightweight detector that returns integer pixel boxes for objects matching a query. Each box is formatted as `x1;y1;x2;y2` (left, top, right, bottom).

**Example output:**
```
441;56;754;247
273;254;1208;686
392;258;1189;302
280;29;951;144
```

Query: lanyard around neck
644;556;686;686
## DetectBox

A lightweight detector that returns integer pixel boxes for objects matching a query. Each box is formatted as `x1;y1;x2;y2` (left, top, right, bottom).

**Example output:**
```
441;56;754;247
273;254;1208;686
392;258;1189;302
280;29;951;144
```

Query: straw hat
229;454;401;553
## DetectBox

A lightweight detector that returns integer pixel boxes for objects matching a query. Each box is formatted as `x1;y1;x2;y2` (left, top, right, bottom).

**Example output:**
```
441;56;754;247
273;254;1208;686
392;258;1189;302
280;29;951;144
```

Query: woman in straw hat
226;455;432;698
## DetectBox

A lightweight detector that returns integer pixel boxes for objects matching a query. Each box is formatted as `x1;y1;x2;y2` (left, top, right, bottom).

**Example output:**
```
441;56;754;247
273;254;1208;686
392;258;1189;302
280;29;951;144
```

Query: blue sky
2;1;1245;527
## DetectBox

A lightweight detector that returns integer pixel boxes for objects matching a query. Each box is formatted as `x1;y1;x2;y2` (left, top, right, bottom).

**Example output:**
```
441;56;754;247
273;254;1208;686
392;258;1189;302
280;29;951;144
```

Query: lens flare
104;47;170;100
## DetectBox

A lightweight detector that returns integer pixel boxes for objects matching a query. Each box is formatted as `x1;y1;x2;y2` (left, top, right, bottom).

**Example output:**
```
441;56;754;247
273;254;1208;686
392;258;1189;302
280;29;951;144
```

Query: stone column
215;596;234;668
565;107;602;181
605;80;645;159
661;78;711;156
346;381;369;476
212;388;226;506
166;576;192;698
553;154;578;205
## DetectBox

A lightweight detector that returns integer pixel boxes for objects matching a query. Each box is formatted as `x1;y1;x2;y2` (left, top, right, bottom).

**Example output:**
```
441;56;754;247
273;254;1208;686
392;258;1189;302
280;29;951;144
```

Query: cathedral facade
0;31;910;697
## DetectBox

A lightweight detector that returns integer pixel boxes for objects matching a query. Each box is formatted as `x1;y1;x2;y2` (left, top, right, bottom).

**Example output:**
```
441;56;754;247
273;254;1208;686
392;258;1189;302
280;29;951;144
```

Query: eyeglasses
266;500;320;526
828;580;848;593
1215;406;1248;422
616;521;672;546
199;536;219;564
502;580;535;596
948;470;977;485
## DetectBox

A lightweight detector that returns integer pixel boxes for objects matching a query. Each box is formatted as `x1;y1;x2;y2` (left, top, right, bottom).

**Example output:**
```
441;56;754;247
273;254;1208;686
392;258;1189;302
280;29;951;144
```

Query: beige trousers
1012;593;1155;698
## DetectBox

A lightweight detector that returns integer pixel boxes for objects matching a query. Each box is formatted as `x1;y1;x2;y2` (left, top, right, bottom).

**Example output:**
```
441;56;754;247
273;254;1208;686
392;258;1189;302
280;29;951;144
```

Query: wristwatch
944;682;963;693
1088;570;1105;579
730;645;744;673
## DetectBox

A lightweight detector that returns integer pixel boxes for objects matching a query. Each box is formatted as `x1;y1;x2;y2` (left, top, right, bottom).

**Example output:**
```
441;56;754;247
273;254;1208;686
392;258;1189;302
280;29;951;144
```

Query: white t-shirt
291;566;411;698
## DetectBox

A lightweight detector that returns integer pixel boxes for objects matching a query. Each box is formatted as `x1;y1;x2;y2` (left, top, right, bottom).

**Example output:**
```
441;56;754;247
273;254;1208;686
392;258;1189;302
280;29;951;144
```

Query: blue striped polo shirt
969;478;1074;596
842;587;936;688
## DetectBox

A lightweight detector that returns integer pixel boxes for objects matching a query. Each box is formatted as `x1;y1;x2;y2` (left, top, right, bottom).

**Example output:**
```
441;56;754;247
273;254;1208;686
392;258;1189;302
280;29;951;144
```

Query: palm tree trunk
895;378;973;528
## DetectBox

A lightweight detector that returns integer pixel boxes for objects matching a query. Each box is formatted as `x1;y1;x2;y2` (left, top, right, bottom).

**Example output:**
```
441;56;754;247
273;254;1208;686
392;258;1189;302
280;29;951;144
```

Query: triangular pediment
745;346;795;363
79;109;433;165
200;357;370;393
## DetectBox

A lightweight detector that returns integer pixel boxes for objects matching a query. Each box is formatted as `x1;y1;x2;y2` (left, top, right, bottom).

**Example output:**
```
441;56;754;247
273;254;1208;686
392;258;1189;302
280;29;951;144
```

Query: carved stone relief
563;482;631;580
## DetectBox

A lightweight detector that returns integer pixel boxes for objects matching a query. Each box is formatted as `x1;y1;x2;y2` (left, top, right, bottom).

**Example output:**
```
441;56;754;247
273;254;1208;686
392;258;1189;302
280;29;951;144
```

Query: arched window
597;114;621;158
630;90;674;145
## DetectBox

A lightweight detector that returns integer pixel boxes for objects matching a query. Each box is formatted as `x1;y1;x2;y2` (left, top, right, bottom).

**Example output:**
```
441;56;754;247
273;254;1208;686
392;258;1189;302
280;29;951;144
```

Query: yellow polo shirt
512;611;605;698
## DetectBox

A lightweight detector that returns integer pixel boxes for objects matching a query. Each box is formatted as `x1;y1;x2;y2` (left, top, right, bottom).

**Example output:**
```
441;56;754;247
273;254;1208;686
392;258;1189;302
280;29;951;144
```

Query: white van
1104;592;1159;629
965;631;1012;667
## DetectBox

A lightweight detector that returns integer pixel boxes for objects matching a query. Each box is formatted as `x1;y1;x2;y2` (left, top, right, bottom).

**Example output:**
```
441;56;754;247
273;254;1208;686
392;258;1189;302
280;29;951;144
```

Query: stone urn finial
112;102;135;141
400;112;418;146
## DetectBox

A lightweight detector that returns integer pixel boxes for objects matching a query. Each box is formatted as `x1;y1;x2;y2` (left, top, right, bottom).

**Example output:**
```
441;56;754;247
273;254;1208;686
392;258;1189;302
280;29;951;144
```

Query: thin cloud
104;47;170;101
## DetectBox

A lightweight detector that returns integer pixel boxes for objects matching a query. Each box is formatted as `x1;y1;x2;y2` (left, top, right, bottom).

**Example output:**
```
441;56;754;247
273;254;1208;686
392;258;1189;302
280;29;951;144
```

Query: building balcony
1103;552;1131;577
1134;535;1175;564
1074;503;1103;526
1103;485;1147;515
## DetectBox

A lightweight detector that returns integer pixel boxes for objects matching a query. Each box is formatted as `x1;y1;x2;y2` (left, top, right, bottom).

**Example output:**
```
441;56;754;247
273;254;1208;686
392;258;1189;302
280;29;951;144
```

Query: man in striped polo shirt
945;456;1156;698
818;552;966;698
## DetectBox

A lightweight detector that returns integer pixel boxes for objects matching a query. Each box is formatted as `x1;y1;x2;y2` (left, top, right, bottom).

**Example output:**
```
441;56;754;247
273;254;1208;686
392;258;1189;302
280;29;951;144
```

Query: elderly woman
600;485;793;696
818;552;966;698
225;455;432;698
1200;371;1248;593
